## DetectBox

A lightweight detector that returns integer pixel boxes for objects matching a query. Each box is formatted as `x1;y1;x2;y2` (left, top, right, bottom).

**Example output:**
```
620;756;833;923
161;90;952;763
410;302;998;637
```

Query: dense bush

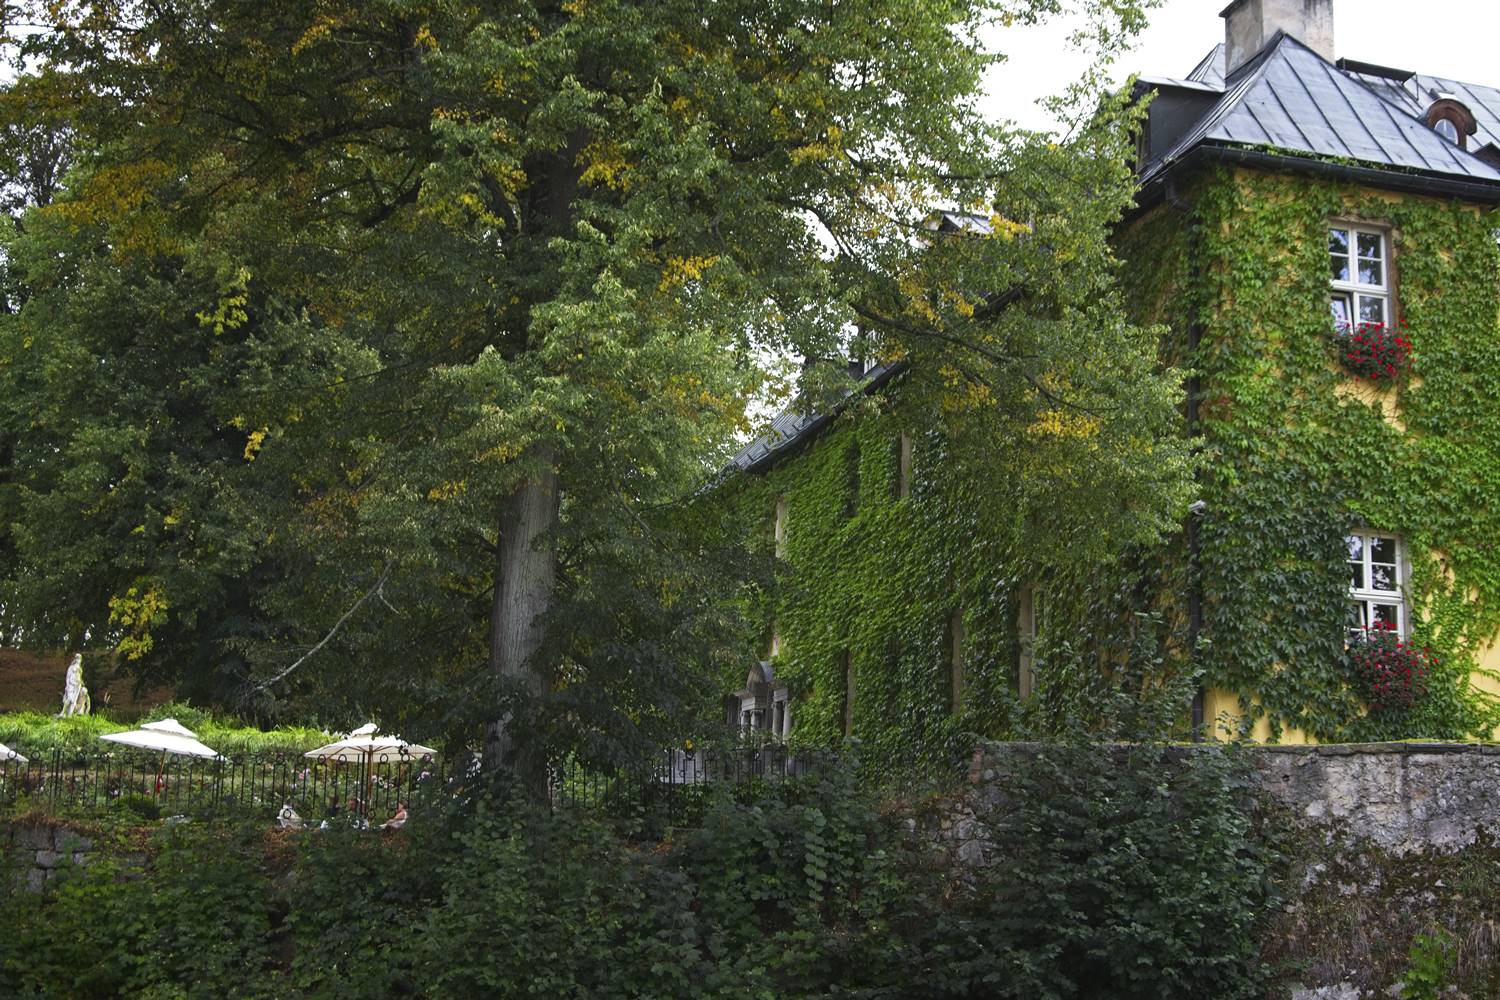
2;747;1280;999
945;742;1280;999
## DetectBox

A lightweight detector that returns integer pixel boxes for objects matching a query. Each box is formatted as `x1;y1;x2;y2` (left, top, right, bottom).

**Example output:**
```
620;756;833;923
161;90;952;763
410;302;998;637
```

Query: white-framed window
1346;530;1405;638
1329;225;1390;334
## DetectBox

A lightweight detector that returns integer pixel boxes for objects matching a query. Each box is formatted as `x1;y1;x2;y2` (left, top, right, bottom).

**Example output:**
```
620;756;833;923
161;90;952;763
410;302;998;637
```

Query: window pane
1357;231;1383;260
1350;561;1365;589
1371;563;1397;591
1346;535;1364;561
1369;537;1396;564
1329;228;1350;256
1347;603;1366;630
1372;604;1399;628
1330;294;1352;332
1330;252;1350;282
1358;296;1386;326
1435;118;1459;144
1358;257;1383;286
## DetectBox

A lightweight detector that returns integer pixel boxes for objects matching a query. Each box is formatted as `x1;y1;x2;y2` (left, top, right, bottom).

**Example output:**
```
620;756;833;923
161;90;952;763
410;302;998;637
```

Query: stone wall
955;740;1500;856
1;821;145;891
1251;742;1500;853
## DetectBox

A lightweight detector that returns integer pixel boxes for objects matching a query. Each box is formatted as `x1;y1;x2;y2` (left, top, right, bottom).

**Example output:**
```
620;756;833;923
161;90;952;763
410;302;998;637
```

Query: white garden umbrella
0;742;27;764
305;724;435;823
303;723;436;765
99;718;224;760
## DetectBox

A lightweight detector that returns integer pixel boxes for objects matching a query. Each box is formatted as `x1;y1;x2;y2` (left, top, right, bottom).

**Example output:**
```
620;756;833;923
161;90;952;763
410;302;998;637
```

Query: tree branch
245;559;394;696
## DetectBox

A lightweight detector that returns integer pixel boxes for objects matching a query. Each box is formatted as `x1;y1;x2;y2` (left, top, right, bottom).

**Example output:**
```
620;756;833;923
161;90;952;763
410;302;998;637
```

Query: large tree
0;0;1184;774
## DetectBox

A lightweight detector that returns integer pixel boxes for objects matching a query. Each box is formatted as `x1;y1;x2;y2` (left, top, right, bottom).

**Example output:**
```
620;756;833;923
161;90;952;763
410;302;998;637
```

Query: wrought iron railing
1;740;848;831
0;747;442;827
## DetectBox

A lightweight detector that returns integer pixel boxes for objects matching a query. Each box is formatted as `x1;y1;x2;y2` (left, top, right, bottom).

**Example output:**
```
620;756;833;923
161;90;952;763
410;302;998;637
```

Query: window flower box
1347;620;1433;713
1332;319;1411;384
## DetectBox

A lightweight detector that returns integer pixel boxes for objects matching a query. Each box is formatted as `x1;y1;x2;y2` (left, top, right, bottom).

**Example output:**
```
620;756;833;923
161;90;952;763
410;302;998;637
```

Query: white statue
58;654;91;717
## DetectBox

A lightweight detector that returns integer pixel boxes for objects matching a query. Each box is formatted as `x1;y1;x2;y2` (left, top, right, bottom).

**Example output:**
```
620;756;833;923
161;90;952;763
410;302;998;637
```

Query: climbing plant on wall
1118;166;1500;742
721;368;1196;762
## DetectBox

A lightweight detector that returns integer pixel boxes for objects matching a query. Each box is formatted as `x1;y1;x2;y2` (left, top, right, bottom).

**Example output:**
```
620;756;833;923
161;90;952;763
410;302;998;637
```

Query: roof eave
733;361;909;477
1132;143;1500;216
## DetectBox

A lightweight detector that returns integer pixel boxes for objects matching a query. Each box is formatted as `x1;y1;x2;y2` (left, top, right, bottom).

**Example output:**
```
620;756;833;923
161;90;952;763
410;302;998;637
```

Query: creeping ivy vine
722;400;1194;758
1119;166;1500;741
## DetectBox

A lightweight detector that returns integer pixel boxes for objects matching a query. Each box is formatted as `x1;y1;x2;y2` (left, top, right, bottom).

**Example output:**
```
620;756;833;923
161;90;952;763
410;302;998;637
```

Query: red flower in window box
1334;320;1411;384
1347;620;1433;713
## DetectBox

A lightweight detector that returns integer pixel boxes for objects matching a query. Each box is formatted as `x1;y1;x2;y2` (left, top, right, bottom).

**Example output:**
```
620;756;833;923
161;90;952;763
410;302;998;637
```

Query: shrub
1;822;278;998
1401;927;1458;1000
3;749;1280;999
931;741;1281;1000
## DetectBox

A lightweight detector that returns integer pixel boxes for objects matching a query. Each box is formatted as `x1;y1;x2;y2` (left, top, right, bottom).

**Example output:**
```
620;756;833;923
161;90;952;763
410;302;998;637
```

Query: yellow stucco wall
1202;687;1314;745
1207;646;1500;745
1474;640;1500;740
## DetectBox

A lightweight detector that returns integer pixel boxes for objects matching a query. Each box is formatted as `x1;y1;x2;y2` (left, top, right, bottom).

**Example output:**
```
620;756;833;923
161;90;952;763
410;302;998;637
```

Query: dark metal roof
1140;33;1500;192
934;212;992;234
1341;66;1500;154
1136;75;1221;95
726;362;906;475
1186;43;1225;88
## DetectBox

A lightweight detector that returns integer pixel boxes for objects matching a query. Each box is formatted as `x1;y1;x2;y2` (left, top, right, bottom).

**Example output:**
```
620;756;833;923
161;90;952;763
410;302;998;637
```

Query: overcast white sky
983;0;1500;132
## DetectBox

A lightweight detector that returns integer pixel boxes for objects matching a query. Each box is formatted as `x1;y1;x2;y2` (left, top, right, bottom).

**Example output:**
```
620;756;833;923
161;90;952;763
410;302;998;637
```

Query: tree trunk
483;455;559;795
481;129;583;793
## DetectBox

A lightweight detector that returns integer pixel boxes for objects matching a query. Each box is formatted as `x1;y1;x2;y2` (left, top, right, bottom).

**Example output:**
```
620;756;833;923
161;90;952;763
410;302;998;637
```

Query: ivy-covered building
723;0;1500;747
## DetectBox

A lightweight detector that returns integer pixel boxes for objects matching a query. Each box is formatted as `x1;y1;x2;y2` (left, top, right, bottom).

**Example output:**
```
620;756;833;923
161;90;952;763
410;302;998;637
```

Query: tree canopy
0;0;1185;766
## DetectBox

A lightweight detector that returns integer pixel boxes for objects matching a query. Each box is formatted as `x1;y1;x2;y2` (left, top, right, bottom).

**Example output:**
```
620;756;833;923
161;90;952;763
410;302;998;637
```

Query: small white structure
0;742;28;764
726;662;790;738
58;654;91;717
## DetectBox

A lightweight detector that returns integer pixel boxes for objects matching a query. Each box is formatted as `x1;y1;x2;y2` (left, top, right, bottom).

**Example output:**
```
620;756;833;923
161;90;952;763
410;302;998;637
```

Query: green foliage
724;404;1193;758
2;749;1279;999
1402;927;1458;1000
1116;168;1500;741
0;710;333;755
0;0;1169;766
0;823;278;999
934;741;1279;999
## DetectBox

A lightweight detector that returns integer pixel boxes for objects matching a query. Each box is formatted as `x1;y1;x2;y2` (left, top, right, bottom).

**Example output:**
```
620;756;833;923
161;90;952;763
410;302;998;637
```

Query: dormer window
1424;95;1476;150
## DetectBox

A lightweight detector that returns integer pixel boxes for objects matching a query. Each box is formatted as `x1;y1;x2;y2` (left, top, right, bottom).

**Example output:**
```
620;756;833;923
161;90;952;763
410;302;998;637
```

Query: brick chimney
1222;0;1334;76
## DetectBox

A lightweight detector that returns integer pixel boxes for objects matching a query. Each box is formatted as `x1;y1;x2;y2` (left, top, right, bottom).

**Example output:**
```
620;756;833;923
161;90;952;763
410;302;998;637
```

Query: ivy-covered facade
721;1;1500;747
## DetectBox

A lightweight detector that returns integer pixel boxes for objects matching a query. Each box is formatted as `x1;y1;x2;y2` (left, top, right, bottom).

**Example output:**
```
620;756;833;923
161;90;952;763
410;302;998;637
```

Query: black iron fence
0;741;842;831
0;747;443;827
549;743;831;833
